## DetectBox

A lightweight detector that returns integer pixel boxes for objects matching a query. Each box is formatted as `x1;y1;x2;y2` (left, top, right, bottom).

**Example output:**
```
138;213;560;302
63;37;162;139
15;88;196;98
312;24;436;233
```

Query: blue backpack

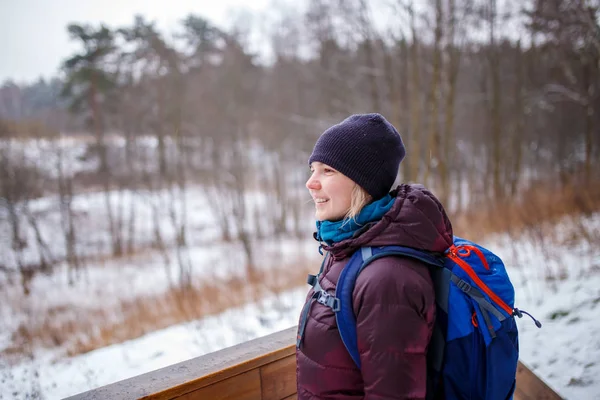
300;236;541;400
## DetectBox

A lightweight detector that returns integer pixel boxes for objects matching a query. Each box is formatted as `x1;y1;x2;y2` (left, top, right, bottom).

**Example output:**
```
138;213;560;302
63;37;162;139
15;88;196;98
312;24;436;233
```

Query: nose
306;173;321;191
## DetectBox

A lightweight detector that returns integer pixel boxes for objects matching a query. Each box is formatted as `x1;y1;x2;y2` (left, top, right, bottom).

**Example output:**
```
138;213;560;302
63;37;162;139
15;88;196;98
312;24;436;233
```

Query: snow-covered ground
1;136;310;272
0;181;317;371
0;184;311;271
2;213;599;399
1;287;308;400
490;215;600;399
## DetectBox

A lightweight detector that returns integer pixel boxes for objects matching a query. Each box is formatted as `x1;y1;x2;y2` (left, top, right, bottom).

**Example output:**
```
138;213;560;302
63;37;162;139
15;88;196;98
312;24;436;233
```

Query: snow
0;232;317;371
2;214;599;400
516;272;600;397
1;136;314;271
0;186;296;271
1;287;307;400
486;219;600;400
1;137;99;180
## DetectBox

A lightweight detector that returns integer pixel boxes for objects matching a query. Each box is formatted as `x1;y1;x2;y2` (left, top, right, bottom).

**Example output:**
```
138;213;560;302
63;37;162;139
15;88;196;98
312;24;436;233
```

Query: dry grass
449;180;600;282
451;179;600;240
3;258;316;363
6;179;600;363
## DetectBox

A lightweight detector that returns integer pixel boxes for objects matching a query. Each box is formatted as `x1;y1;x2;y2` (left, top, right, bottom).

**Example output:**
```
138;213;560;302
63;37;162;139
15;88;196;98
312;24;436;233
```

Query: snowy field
1;213;599;399
1;136;310;271
0;183;310;271
0;183;316;368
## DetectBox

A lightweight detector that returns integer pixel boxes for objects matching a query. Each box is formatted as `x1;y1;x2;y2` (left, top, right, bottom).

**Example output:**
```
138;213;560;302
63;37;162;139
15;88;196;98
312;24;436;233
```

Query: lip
313;198;329;205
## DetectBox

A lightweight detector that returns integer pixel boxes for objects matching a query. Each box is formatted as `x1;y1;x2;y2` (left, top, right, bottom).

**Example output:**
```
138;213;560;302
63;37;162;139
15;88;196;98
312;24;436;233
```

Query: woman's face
306;162;355;221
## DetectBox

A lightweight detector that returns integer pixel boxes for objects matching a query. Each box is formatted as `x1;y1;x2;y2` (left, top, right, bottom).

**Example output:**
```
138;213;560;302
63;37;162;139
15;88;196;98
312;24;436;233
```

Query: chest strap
297;253;339;348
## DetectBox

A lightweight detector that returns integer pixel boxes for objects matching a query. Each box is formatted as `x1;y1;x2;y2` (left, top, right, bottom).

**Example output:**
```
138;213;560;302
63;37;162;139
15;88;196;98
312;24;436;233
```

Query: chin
315;211;328;221
316;211;344;222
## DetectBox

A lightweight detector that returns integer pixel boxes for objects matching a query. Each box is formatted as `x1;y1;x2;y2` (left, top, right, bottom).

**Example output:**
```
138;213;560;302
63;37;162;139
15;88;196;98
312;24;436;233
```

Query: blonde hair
344;184;373;221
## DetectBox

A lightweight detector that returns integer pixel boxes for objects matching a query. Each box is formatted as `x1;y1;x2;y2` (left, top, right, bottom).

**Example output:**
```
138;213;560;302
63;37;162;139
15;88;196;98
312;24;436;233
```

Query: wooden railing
67;326;562;400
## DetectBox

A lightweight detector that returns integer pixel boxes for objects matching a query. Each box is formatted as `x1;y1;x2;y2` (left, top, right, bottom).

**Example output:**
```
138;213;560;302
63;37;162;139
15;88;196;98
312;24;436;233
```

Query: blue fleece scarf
316;194;395;246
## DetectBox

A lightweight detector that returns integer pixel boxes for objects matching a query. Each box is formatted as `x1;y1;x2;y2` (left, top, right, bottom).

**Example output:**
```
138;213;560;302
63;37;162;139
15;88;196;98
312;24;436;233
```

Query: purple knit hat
308;113;406;199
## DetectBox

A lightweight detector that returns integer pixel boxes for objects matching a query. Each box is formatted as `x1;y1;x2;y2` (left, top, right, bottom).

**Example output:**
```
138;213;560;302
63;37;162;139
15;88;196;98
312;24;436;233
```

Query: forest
0;0;599;345
1;1;600;398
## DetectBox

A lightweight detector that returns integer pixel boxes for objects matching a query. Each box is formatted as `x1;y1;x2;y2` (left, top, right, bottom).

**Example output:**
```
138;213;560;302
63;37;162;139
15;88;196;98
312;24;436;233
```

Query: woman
296;113;453;400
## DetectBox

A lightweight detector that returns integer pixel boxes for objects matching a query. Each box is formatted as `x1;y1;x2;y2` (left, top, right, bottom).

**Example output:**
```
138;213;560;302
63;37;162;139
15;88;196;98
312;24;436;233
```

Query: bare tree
408;2;424;182
54;140;81;285
423;0;445;189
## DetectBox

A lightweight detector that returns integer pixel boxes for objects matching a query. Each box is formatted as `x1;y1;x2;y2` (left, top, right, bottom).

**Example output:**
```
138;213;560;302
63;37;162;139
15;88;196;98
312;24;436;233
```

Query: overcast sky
0;0;271;84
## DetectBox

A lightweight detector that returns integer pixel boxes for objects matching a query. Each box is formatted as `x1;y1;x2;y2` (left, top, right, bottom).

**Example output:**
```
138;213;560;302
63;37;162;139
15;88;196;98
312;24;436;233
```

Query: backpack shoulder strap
335;245;444;369
297;252;330;348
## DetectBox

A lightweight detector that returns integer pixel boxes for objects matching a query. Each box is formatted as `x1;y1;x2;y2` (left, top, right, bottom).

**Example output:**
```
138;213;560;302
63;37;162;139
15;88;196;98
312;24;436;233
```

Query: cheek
341;189;354;208
331;182;354;207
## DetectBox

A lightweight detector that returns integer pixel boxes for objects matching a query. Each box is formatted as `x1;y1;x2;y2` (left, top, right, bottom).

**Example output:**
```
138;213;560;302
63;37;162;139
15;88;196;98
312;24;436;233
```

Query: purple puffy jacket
296;184;454;400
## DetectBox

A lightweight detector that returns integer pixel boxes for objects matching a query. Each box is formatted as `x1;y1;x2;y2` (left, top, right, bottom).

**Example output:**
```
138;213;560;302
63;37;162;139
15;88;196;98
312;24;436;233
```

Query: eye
324;168;335;174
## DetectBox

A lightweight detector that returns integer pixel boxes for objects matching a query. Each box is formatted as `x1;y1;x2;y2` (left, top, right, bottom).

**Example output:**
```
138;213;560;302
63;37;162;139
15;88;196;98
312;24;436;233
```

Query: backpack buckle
317;291;341;312
456;279;472;293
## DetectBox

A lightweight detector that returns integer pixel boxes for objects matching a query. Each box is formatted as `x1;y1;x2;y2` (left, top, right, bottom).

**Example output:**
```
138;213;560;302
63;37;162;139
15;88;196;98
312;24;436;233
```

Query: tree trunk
24;203;54;273
89;73;108;177
583;58;595;184
399;38;410;181
56;144;80;285
441;0;459;208
510;40;525;196
423;0;444;189
488;0;503;200
365;38;381;111
385;44;404;180
409;5;422;182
